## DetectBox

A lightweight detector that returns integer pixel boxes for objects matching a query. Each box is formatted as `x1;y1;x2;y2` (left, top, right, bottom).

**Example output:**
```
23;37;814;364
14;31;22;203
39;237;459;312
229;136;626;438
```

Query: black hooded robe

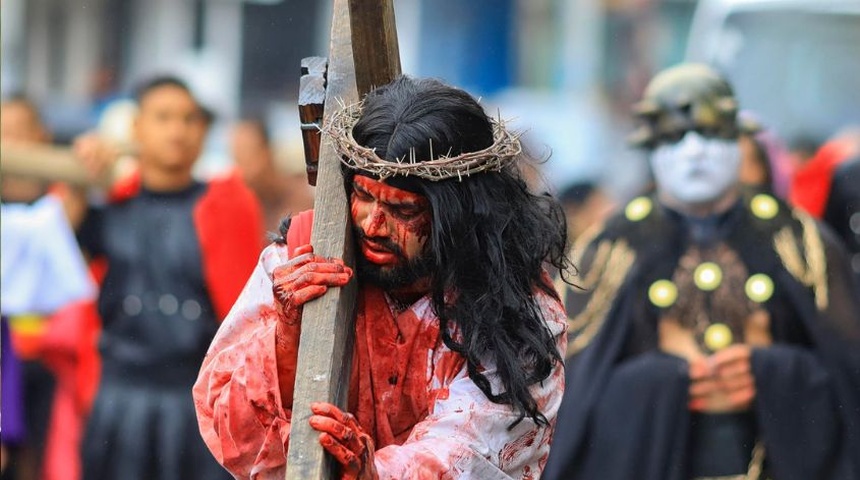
544;192;860;480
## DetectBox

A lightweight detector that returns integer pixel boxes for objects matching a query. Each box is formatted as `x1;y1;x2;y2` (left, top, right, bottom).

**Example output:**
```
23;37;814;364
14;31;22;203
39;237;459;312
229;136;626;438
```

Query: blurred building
2;0;697;192
687;0;860;150
1;0;324;142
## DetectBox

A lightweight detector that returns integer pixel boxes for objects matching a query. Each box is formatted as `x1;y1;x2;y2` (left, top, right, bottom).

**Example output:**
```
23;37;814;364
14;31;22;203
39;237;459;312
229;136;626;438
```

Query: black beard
353;227;434;290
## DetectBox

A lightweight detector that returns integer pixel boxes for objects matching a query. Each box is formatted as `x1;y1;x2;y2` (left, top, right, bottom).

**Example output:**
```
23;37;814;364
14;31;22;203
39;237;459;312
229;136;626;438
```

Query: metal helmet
628;63;759;149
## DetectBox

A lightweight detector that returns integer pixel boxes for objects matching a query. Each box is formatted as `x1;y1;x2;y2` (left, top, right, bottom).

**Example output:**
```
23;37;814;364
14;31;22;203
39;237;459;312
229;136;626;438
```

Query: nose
679;131;706;158
362;203;389;237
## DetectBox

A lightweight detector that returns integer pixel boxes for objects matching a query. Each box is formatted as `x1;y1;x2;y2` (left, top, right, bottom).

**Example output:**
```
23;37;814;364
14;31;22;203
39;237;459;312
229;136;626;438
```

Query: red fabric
194;171;265;321
35;171;262;480
192;239;569;479
39;261;106;480
348;286;460;449
286;210;315;258
107;169;142;203
8;321;45;360
10;231;106;480
40;300;101;480
790;140;854;218
284;210;461;447
40;301;101;422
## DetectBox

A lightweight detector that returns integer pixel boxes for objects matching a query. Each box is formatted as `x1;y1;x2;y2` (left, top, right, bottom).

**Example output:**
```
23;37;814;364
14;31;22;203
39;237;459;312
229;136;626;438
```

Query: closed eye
352;185;373;201
389;204;423;219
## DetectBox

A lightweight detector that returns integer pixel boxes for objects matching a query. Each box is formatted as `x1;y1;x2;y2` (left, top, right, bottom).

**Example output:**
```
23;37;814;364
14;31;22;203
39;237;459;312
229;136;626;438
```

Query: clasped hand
309;402;378;480
688;344;756;413
271;244;352;407
272;248;373;480
272;244;352;325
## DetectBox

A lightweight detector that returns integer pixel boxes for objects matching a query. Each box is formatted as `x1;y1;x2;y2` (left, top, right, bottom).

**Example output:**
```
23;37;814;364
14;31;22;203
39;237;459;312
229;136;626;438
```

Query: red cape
790;139;855;218
40;170;263;480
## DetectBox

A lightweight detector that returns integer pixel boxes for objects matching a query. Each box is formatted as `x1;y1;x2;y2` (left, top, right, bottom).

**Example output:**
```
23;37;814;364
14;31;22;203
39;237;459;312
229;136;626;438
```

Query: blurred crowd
1;65;857;480
1;2;859;480
0;79;315;480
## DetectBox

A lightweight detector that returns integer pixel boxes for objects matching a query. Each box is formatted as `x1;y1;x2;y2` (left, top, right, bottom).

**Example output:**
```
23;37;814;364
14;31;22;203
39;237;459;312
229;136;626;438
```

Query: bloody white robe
193;212;567;480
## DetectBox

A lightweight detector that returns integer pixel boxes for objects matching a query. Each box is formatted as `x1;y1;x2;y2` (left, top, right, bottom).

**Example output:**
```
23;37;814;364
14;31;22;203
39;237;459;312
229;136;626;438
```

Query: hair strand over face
348;76;575;427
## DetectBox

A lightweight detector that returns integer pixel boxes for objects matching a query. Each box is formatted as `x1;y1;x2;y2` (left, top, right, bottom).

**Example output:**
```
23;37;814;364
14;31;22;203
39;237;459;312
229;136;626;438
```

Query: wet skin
349;175;431;271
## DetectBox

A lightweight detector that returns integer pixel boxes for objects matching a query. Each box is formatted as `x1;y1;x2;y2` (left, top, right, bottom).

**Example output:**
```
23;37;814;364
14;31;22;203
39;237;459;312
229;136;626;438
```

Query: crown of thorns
323;100;523;181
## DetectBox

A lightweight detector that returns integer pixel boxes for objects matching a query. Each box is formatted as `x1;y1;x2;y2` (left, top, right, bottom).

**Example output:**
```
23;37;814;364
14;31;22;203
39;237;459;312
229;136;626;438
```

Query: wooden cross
288;1;400;479
0;142;129;188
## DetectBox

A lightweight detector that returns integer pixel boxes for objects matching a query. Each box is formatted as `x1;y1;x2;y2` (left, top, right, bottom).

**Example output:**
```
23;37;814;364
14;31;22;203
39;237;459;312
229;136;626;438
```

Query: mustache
353;227;405;258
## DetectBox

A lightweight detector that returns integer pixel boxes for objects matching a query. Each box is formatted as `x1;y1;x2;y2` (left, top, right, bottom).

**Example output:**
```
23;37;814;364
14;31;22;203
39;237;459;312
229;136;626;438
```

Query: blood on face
350;175;431;268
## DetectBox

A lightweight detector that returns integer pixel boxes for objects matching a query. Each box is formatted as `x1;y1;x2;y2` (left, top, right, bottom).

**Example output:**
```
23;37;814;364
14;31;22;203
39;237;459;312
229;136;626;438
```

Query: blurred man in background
1;96;51;201
556;181;614;246
553;180;615;336
73;76;263;480
791;127;860;283
1;96;97;480
736;112;794;199
545;64;860;480
824;154;860;283
231;118;314;241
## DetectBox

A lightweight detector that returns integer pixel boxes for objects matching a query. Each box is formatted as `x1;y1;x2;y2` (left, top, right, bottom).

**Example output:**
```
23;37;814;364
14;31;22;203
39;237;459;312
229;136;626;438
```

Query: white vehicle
686;0;860;147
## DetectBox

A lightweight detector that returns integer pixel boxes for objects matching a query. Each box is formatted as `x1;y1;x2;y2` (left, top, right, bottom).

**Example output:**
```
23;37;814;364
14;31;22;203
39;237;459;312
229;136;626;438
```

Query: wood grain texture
284;1;359;479
286;1;401;478
299;57;328;186
348;0;402;96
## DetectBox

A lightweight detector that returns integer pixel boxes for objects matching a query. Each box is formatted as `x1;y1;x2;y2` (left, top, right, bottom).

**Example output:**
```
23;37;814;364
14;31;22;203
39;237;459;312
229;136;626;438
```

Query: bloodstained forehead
351;170;430;196
352;174;429;207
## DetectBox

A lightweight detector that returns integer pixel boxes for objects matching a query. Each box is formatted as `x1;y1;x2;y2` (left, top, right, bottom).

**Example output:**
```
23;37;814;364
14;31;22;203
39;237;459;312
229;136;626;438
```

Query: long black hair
349;76;572;427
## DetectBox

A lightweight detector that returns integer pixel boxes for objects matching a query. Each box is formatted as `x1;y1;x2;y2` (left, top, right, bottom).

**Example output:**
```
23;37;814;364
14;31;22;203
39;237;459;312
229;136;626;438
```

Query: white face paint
650;131;741;205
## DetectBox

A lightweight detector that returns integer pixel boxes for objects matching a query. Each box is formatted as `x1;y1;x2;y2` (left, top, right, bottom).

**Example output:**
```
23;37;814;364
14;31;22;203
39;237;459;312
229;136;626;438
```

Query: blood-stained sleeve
374;292;567;480
193;244;293;480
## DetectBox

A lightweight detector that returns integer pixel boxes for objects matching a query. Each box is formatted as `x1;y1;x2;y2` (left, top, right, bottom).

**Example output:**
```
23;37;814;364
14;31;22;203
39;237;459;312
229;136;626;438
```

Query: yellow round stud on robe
648;279;678;308
625;196;653;222
745;273;775;303
694;262;723;291
750;193;779;220
704;323;733;351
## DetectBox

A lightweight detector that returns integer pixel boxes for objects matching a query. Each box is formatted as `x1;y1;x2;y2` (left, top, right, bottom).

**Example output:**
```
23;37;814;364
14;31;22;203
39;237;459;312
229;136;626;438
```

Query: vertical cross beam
285;1;400;479
348;0;401;95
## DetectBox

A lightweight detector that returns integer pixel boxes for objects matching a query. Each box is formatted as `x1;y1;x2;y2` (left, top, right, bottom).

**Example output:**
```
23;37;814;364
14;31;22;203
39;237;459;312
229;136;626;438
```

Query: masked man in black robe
544;64;860;480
